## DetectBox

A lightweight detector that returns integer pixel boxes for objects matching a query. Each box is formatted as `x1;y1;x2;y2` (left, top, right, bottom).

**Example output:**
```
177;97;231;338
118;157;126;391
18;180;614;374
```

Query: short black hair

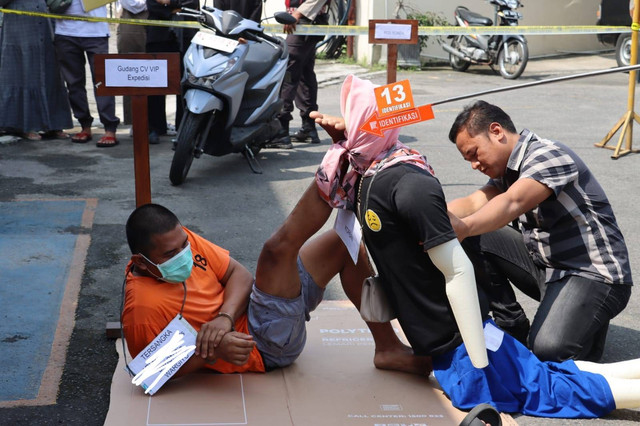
126;204;181;254
448;100;517;143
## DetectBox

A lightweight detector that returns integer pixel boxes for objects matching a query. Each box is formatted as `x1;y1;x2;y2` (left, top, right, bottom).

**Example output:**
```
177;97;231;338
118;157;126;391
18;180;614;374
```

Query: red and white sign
360;104;435;137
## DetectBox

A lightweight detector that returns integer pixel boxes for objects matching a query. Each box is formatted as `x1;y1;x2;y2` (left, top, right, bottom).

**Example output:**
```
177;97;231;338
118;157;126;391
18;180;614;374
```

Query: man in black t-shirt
359;163;479;357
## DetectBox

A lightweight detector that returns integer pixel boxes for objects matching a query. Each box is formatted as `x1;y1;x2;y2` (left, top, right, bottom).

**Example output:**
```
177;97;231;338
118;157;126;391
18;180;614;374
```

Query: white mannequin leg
428;239;488;369
576;359;640;409
575;359;640;379
603;377;640;409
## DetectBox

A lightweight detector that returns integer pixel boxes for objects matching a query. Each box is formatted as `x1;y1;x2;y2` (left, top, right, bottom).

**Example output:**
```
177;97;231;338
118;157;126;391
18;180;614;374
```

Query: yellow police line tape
0;7;633;37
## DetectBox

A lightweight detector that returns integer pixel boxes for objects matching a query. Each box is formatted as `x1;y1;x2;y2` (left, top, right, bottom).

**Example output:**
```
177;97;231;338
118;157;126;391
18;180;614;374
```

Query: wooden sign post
368;19;419;84
94;53;181;206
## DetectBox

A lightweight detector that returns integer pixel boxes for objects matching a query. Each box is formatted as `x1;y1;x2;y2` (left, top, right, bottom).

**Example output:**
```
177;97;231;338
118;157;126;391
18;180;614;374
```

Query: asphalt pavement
1;52;640;425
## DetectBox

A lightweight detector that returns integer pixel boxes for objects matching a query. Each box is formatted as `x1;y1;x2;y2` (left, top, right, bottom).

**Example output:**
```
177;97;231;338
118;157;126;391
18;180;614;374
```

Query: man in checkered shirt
447;100;633;363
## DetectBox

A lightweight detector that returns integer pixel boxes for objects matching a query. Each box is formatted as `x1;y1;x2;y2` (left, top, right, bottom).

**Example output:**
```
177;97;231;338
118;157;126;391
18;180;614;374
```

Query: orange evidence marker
359;104;435;137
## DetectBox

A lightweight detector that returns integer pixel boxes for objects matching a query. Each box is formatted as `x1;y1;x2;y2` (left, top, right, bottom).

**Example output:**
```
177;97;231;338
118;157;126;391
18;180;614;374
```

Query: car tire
615;34;635;68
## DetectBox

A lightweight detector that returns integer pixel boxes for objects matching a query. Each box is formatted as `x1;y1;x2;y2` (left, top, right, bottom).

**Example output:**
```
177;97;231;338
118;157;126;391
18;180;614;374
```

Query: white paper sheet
483;322;504;352
334;209;362;264
374;23;412;40
105;59;168;88
126;315;197;395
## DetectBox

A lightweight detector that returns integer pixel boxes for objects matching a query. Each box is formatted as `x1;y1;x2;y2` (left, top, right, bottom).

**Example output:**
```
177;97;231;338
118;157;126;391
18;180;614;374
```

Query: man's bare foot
374;344;433;376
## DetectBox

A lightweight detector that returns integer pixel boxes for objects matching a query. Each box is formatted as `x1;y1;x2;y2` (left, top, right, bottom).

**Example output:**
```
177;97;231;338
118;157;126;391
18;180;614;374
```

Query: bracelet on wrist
217;312;235;331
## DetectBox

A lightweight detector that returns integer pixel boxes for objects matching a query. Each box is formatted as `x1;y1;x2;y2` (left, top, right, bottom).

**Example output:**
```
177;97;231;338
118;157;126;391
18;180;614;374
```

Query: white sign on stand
374;23;412;41
105;59;168;88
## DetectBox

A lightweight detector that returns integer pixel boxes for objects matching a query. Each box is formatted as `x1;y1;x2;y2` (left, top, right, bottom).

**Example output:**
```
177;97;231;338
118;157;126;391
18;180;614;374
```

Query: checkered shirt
489;129;633;285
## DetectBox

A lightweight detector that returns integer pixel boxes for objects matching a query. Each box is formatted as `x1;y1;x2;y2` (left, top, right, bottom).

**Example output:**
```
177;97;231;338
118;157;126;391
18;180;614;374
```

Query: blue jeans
463;226;632;362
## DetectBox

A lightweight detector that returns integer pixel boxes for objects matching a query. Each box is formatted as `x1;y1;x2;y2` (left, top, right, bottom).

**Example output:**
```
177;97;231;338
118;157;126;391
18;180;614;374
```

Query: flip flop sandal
42;130;70;140
72;131;92;143
21;132;42;141
96;135;119;148
459;403;502;426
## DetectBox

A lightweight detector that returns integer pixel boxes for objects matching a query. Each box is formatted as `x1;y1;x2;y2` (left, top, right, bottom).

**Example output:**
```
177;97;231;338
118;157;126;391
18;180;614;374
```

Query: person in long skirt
0;0;72;140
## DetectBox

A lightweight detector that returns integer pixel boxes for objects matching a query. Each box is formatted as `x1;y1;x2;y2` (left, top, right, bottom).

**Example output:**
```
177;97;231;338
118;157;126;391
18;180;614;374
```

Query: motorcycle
170;7;297;186
442;0;528;80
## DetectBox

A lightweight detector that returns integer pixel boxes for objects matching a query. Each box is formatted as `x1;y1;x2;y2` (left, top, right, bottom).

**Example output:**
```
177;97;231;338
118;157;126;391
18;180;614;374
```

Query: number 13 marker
361;80;434;136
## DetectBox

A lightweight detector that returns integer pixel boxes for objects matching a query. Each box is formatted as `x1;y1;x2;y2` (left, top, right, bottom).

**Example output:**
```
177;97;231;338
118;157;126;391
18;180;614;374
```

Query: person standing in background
54;0;121;147
145;0;198;144
0;0;72;140
214;0;262;22
117;0;148;126
265;0;329;149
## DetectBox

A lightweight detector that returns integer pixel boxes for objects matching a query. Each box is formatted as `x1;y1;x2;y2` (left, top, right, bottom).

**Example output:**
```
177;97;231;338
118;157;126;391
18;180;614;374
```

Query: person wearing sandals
0;0;72;141
54;0;121;147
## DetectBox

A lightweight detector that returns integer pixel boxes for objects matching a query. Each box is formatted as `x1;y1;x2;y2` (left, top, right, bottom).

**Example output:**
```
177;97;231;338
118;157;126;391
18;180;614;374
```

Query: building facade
264;0;612;64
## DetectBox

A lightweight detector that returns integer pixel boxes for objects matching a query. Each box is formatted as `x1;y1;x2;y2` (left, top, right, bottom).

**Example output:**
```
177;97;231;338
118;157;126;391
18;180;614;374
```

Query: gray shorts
247;257;325;370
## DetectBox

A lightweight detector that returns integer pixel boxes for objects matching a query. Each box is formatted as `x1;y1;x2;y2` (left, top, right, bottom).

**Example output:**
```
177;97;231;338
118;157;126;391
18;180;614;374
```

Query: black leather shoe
148;131;160;145
292;127;320;144
265;130;293;149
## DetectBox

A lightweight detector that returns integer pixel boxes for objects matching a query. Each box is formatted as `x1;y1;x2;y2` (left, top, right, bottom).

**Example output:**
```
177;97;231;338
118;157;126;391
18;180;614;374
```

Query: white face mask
141;242;193;283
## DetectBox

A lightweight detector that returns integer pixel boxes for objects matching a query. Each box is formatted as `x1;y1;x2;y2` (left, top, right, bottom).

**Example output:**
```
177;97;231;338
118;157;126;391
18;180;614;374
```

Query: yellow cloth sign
82;0;114;12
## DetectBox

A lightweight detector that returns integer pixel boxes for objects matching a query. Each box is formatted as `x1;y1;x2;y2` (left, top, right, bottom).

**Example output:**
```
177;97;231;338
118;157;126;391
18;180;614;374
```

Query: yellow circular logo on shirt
365;209;382;232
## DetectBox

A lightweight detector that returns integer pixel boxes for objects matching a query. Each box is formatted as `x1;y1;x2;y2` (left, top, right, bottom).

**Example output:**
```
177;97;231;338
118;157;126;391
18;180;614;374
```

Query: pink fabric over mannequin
315;74;434;209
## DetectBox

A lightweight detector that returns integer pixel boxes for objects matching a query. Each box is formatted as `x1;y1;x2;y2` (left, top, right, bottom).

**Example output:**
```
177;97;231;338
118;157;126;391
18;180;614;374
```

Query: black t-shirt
359;163;466;357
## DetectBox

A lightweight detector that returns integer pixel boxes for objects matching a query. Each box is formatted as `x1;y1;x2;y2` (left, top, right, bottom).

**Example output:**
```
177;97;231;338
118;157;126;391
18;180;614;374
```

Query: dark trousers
117;8;148;125
214;0;263;22
463;226;632;362
279;34;322;123
145;39;181;134
54;35;119;132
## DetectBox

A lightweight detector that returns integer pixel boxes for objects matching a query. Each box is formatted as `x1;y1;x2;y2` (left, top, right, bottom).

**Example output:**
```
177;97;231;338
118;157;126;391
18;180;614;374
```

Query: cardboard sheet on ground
106;301;517;425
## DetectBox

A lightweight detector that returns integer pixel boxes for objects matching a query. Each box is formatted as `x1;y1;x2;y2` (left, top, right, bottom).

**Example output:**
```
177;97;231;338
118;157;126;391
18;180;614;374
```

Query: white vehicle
170;7;296;185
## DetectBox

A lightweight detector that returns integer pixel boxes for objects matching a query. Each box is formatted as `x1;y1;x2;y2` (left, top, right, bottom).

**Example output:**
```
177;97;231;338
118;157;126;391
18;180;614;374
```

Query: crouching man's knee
530;333;575;363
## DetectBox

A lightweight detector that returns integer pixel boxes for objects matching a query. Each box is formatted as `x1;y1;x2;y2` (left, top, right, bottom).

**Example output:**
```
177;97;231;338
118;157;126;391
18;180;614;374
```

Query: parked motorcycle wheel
498;39;528;80
170;112;206;186
449;36;471;72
